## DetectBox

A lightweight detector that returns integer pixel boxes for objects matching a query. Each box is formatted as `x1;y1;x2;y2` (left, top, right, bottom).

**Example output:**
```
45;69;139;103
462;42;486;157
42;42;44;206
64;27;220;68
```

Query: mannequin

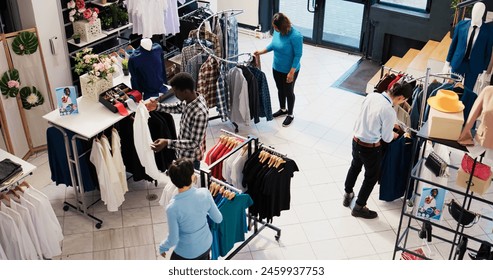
443;2;493;121
128;38;168;98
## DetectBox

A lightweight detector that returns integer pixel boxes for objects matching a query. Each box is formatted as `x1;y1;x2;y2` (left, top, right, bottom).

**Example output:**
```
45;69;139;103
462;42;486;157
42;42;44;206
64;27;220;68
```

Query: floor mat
332;58;381;96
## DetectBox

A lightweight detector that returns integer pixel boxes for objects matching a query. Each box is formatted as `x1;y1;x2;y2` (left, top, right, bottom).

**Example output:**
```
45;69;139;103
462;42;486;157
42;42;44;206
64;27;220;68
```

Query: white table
0;148;36;192
42;79;134;228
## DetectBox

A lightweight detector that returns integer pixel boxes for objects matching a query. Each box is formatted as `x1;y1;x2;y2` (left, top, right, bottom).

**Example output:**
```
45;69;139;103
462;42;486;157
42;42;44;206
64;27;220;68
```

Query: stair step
407;40;440;77
428;32;452;74
366;56;401;94
393;48;420;72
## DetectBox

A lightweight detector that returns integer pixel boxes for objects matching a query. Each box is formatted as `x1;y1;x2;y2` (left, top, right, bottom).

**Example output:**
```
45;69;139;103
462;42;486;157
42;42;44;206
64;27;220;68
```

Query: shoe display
272;109;288;118
282;116;294;127
352;205;378;219
343;192;354;207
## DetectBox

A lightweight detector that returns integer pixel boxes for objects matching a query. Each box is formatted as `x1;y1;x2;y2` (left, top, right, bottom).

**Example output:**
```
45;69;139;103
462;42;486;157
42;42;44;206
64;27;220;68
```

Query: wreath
11;32;39;55
20;86;44;109
0;69;21;98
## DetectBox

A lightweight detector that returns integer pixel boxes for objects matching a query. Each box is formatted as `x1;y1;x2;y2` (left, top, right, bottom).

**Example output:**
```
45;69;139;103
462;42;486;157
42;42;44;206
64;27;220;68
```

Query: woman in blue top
158;158;223;260
254;12;303;127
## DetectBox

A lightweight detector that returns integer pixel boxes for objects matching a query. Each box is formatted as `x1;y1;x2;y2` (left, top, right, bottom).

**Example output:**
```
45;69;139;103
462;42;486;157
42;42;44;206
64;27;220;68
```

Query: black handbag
447;199;480;227
425;151;447;177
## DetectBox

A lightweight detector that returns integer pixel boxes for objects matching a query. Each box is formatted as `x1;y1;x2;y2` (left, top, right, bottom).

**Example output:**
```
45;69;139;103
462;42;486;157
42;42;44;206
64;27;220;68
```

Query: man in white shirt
343;82;413;219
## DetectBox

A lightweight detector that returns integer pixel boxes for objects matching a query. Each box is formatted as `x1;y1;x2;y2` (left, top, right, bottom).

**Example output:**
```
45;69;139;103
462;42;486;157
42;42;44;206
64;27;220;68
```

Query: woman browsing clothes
158;158;223;260
254;12;303;127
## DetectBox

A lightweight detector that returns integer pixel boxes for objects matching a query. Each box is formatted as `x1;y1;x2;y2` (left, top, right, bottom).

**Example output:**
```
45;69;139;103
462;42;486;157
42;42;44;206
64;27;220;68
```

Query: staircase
366;32;451;94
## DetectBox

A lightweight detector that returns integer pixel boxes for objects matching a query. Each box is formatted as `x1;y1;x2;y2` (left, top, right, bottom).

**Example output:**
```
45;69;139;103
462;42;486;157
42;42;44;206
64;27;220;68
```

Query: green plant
101;16;113;29
121;58;128;70
117;8;128;25
72;33;80;39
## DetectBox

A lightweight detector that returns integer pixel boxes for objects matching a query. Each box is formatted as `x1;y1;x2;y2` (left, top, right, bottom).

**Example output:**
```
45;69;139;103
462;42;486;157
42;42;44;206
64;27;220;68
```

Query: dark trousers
193;159;200;170
170;248;210;260
272;69;299;115
344;140;382;207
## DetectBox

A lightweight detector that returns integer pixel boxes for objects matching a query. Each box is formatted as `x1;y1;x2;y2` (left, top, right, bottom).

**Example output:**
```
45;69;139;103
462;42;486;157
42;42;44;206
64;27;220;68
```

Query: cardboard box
427;107;464;140
456;167;493;195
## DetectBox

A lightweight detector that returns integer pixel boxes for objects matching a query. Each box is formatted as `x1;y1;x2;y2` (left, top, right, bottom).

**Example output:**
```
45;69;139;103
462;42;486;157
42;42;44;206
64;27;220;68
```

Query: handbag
447;199;480;227
461;154;492;181
424;151;447;177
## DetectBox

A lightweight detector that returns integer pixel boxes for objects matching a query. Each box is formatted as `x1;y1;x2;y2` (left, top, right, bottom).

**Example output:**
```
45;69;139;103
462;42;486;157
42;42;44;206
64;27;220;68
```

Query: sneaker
272;109;288;118
351;205;378;219
342;192;354;207
282;116;294;127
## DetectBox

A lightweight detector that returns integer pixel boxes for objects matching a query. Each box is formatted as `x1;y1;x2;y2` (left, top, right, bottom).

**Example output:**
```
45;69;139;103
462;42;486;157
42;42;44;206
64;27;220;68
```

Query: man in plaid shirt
146;73;208;170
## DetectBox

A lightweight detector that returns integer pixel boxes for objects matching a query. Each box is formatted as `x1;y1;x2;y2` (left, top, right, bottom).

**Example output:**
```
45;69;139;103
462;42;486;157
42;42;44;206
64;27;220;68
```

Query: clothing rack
379;66;464;129
200;131;282;260
209;176;243;194
48;123;103;229
259;144;287;158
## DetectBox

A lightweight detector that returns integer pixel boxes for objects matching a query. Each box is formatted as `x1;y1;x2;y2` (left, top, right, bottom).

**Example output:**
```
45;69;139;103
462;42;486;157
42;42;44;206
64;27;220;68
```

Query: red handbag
461;154;492;181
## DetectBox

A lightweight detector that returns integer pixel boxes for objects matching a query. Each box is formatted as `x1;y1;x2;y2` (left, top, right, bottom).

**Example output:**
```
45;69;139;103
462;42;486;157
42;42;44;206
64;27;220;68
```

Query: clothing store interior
2;0;493;263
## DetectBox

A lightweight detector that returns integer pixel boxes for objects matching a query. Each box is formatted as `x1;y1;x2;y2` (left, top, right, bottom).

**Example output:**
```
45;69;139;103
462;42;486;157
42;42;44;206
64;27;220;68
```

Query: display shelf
102;23;133;35
68;33;108;47
0;149;36;192
417;121;468;152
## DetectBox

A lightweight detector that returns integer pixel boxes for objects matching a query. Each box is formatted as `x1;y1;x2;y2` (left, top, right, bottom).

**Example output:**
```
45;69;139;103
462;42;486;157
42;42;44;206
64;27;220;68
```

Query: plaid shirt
215;65;229;121
156;94;208;160
248;66;273;121
197;56;219;108
189;28;222;59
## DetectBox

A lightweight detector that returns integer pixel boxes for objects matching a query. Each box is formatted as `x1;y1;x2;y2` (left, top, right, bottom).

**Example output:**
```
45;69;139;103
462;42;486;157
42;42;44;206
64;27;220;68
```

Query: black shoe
456;236;468;260
282;116;294;127
343;192;354;207
352;205;378;219
272;109;288;118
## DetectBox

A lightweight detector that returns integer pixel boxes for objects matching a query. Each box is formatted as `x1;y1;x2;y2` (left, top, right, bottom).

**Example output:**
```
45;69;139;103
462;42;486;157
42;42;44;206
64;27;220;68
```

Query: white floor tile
301;220;337;242
366;230;397;254
311;239;347;260
339;235;377;258
280;243;316;260
277;224;308;247
122;207;152;227
310;183;344;202
121;190;150;209
320;199;352;219
123;224;154;247
250;247;285;260
330;216;366;238
292;202;327;222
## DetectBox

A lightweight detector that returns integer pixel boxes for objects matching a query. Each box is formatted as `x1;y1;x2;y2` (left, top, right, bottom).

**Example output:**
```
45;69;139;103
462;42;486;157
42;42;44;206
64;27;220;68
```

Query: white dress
0;211;23;259
21;192;62;258
11;199;43;259
133;102;168;184
112;128;128;194
0;202;38;259
100;135;126;211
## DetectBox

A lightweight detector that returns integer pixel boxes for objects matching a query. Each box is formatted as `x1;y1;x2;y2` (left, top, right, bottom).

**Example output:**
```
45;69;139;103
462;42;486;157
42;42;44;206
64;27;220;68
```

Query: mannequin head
471;2;486;26
140;38;152;51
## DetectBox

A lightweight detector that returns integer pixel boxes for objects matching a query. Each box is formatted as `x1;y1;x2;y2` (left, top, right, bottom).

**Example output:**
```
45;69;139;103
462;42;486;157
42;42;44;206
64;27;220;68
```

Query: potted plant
72;33;81;44
122;58;129;76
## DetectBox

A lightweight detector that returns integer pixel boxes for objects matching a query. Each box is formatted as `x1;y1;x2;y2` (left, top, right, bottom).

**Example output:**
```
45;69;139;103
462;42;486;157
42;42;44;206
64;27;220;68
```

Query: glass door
278;0;366;51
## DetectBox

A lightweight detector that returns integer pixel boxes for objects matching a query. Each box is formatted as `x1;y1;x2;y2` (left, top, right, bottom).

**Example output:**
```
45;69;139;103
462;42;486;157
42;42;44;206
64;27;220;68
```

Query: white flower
69;16;75;22
95;71;101;77
67;0;75;9
69;9;76;16
78;8;86;13
26;93;39;105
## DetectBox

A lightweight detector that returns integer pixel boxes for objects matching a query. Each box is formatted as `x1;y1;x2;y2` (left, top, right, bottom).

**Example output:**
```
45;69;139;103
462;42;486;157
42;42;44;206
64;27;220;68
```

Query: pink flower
7;80;19;88
76;0;85;10
93;8;99;14
83;9;92;20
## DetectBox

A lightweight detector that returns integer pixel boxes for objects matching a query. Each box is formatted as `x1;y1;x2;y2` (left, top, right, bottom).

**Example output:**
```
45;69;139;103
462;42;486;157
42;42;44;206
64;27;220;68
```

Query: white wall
217;0;260;28
17;0;72;103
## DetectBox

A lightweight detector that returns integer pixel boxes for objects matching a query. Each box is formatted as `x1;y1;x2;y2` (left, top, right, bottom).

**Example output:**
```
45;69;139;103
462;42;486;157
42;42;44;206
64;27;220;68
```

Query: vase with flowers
75;48;117;101
68;0;102;42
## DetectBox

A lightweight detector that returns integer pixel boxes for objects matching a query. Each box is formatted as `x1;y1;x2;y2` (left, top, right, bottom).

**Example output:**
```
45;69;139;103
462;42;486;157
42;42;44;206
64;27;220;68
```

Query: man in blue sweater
254;12;303;127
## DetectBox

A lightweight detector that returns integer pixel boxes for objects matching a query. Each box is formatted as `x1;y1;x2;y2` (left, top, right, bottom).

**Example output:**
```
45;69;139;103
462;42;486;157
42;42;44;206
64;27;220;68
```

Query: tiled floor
25;32;493;260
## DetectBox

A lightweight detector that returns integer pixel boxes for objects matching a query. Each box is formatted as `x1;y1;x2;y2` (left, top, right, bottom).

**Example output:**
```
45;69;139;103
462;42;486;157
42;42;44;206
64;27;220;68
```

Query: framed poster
416;187;446;221
56;86;79;116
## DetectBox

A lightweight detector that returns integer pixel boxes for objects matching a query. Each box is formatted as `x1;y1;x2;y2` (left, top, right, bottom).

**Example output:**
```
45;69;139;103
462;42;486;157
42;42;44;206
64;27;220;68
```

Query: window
379;0;429;12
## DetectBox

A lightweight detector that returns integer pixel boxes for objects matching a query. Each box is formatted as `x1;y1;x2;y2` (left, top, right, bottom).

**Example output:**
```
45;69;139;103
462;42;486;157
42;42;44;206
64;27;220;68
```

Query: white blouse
100;135;126;211
11;199;43;259
0;202;38;260
0;211;22;259
112;128;129;194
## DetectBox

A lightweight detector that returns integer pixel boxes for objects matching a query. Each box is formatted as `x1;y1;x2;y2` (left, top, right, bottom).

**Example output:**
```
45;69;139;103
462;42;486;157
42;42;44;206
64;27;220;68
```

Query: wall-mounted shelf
67;33;108;47
102;23;133;35
91;0;117;7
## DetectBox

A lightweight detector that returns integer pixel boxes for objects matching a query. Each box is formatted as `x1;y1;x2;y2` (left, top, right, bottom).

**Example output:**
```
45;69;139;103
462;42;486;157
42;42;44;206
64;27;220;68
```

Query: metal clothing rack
195;9;254;133
49;123;103;229
199;130;282;260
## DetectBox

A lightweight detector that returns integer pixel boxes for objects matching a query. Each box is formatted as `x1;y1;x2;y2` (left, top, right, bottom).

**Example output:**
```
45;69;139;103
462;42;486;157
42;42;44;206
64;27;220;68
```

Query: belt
353;137;381;148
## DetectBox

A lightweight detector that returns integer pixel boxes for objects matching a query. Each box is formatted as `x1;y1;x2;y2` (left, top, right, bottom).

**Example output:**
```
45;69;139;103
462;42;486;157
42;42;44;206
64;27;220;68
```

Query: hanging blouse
112;129;128;194
10;199;43;259
100;135;126;211
0;202;38;260
0;240;6;260
0;209;23;259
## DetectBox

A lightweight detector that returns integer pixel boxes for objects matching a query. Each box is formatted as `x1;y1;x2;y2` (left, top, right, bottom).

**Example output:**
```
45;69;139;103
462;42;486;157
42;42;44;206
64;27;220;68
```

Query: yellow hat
427;89;464;113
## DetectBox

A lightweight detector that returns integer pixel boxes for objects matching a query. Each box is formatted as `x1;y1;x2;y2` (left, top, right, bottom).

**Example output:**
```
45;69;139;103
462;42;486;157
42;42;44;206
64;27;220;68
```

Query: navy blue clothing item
47;127;99;191
128;44;168;98
379;135;414;202
248;66;273;121
422;83;454;123
461;86;478;123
